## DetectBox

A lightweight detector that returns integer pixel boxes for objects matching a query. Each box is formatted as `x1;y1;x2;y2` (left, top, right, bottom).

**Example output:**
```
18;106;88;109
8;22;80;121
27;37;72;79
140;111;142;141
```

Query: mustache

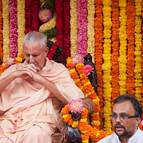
114;124;125;129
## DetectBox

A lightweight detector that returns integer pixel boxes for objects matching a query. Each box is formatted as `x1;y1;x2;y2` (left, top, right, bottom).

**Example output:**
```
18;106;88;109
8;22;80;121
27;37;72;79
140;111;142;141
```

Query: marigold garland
0;0;3;63
141;0;143;106
118;0;127;94
70;0;77;57
126;0;135;95
87;0;95;61
2;0;10;62
102;0;112;130
61;97;111;142
111;0;120;100
17;0;25;55
94;0;104;128
0;53;24;74
134;0;142;101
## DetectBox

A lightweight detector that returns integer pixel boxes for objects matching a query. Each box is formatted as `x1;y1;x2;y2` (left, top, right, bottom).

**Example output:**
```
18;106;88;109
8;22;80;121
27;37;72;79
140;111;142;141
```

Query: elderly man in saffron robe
0;31;84;143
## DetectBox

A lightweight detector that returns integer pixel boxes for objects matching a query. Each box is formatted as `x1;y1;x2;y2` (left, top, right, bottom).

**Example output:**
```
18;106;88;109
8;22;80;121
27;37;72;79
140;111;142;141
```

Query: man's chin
115;128;125;136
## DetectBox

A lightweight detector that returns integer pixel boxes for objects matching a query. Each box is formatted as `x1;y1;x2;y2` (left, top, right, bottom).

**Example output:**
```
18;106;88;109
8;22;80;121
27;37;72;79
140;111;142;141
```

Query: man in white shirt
97;94;143;143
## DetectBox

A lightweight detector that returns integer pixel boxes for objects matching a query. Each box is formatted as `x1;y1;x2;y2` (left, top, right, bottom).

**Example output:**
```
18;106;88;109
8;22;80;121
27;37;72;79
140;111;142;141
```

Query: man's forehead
24;41;41;47
24;42;43;50
113;101;135;112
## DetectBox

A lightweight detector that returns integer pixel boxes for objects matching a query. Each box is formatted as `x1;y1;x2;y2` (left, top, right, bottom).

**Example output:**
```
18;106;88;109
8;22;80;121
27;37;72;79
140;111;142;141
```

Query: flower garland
47;43;59;60
70;0;77;57
134;0;142;101
9;0;18;58
25;0;32;33
61;99;88;128
0;53;24;74
87;0;95;62
66;57;100;129
31;0;40;31
118;0;127;94
126;0;135;95
141;0;143;106
94;0;104;127
2;0;10;62
75;63;100;128
102;0;112;130
77;0;88;57
17;0;25;55
111;0;120;100
55;0;63;49
61;99;112;143
0;1;3;64
63;0;70;59
39;16;56;32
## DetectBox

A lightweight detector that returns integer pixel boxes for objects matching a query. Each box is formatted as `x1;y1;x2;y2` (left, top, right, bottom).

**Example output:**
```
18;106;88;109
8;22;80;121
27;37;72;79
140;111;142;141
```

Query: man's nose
115;115;122;122
29;55;34;63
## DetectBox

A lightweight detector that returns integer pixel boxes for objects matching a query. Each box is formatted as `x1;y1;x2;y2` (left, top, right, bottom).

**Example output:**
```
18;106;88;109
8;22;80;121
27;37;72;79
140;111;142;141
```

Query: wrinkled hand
16;63;40;72
11;64;38;81
14;64;44;84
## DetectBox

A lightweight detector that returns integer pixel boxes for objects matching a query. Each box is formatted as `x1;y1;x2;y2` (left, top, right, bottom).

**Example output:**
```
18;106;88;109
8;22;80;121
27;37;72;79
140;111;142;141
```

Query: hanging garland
2;0;10;62
118;0;127;94
0;0;3;64
134;0;142;101
77;0;88;57
102;0;112;130
141;0;143;106
17;0;25;55
9;0;18;58
126;0;135;95
25;0;32;33
87;0;95;61
63;0;70;58
111;0;120;100
61;99;112;143
94;0;104;127
55;0;64;48
31;0;40;31
70;0;77;57
65;57;111;142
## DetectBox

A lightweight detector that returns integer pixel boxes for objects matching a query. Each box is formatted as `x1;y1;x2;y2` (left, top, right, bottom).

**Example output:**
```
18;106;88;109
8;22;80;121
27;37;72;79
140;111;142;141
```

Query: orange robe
0;59;84;143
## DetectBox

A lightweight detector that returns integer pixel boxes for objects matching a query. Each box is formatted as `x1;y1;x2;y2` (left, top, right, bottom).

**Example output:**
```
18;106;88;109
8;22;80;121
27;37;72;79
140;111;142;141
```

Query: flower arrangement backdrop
0;0;143;131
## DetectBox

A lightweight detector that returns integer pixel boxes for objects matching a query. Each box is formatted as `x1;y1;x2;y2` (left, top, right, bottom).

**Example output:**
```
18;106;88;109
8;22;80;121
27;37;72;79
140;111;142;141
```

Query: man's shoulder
50;60;68;72
135;128;143;138
97;133;117;143
52;60;66;67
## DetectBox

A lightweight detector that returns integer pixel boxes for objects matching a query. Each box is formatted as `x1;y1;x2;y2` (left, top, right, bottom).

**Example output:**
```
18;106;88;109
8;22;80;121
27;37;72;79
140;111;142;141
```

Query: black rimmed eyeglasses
111;112;139;121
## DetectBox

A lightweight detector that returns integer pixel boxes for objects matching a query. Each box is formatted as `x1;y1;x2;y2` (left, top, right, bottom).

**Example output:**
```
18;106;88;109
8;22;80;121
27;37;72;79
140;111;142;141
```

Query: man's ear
44;47;49;53
136;117;141;126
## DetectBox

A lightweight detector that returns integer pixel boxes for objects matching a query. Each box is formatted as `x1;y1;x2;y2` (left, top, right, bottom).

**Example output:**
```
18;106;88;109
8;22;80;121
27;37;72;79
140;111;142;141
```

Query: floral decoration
70;0;77;57
9;0;18;58
0;0;2;63
2;0;10;62
77;0;88;57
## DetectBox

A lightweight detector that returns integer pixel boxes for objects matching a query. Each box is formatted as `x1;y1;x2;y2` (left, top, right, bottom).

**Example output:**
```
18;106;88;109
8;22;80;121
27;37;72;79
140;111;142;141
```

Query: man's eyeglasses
111;112;139;121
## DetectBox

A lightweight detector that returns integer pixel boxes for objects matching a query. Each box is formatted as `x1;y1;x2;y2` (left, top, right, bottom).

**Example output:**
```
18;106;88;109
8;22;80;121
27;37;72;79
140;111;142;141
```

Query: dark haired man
97;94;143;143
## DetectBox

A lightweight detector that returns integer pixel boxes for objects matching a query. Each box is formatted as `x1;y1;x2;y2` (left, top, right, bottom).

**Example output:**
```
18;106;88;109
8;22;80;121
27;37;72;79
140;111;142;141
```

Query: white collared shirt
97;128;143;143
